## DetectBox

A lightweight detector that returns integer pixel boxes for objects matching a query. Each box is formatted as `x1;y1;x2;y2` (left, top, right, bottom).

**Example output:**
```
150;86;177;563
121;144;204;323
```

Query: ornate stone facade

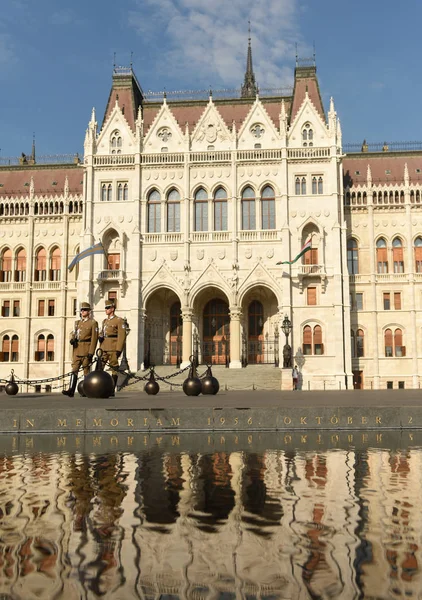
0;55;421;390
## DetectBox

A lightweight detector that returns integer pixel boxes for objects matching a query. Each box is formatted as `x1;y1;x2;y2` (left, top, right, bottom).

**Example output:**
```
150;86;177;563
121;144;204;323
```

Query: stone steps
126;364;282;392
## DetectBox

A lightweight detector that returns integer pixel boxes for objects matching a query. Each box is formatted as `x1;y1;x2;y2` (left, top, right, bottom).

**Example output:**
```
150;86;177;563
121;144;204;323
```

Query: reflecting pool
0;433;421;599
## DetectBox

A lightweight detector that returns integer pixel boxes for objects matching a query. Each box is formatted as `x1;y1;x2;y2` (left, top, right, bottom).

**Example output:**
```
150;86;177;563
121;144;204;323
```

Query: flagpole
99;239;109;266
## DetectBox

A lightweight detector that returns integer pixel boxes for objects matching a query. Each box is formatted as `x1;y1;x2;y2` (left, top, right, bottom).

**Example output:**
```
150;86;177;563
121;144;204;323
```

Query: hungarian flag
276;238;312;265
68;242;105;272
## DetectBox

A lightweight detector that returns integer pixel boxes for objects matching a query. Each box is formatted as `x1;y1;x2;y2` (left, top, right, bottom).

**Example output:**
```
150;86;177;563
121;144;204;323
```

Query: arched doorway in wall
169;301;182;366
202;298;230;365
248;300;265;363
241;286;280;366
144;288;182;366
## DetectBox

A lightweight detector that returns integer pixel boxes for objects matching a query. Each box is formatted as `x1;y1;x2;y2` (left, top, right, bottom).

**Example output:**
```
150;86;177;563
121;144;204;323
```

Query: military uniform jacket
71;319;98;356
100;315;126;353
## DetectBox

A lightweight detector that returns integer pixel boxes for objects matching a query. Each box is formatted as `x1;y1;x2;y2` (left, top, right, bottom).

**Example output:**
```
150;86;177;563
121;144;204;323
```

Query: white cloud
129;0;307;89
0;33;17;70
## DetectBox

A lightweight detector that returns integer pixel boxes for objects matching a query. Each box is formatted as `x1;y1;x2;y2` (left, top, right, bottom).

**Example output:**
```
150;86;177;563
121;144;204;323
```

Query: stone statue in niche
283;344;292;368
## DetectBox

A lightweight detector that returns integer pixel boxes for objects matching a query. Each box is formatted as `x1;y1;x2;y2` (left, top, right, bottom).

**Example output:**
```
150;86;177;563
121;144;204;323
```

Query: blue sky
1;0;420;158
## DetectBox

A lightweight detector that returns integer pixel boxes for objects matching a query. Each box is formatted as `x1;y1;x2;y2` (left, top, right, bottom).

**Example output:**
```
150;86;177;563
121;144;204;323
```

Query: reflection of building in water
2;447;422;598
356;449;422;598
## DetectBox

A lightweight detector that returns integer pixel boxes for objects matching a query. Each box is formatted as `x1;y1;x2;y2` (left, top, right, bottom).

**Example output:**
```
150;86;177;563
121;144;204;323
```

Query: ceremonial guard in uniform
63;302;98;397
99;300;127;393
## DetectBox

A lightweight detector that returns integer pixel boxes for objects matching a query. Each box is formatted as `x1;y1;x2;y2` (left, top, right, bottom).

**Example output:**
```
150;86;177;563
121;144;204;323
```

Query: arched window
295;177;301;195
110;130;122;153
0;248;12;282
303;325;312;355
261;186;275;230
384;328;393;357
123;183;128;201
241;187;255;230
356;329;364;357
35;248;47;281
15;248;26;282
11;335;19;362
35;334;45;361
350;330;355;358
117;183;123;201
107;183;112;202
301;177;306;195
194;188;208;231
347;238;359;274
50;247;61;281
394;328;405;357
47;334;55;361
318;177;323;194
313;325;323;355
101;184;107;202
312;177;317;194
1;335;10;362
167;189;180;232
302;124;313;146
214;187;227;231
392;237;404;273
147;189;161;233
414;236;422;273
376;238;388;273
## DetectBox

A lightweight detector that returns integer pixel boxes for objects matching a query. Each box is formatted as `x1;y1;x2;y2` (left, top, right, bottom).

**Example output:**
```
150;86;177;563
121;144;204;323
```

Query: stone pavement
0;388;421;433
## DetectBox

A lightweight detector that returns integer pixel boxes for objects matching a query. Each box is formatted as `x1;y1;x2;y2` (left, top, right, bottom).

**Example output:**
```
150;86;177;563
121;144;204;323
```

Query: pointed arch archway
144;286;182;366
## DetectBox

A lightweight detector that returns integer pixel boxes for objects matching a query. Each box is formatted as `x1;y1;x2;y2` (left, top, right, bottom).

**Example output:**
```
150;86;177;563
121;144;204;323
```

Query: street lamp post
281;314;292;368
117;317;131;391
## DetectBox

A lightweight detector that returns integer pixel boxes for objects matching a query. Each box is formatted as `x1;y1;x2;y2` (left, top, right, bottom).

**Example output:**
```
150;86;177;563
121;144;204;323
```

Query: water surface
0;434;421;599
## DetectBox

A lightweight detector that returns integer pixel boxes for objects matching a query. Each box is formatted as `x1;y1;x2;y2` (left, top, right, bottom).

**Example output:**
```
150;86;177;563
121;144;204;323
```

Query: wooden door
203;299;230;365
353;370;363;390
248;300;264;363
169;302;182;365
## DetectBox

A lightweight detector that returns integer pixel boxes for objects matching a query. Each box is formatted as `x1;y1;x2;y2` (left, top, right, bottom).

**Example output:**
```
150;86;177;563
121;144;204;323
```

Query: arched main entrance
202;299;230;365
248;300;265;363
241;286;280;366
169;301;182;365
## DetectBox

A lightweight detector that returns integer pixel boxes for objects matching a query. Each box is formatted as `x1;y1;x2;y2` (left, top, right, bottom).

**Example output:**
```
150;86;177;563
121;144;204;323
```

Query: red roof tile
0;165;83;198
290;67;325;124
343;154;422;186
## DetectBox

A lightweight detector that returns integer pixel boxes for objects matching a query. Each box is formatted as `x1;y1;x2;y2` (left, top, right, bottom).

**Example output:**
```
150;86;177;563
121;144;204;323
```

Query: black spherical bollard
183;376;202;396
77;379;86;397
144;370;160;395
201;365;220;395
183;358;202;396
5;372;18;396
83;370;114;399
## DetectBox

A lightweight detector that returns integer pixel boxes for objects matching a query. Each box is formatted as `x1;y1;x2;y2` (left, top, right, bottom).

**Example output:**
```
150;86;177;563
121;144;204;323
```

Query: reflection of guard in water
63;302;98;397
98;300;127;394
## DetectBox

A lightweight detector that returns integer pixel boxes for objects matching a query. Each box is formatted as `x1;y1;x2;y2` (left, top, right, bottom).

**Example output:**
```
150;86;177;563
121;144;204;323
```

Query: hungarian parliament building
1;44;421;391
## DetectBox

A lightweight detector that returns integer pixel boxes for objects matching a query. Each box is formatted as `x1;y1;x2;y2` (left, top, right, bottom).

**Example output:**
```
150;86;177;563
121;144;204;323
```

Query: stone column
181;308;193;368
139;308;147;370
229;306;242;368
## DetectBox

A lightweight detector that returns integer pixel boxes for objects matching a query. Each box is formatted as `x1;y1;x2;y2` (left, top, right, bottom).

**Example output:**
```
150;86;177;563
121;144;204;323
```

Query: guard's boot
62;373;77;398
111;374;118;396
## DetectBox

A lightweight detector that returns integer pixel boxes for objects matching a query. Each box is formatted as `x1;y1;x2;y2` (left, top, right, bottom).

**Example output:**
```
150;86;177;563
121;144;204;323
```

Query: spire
241;22;257;98
31;133;36;163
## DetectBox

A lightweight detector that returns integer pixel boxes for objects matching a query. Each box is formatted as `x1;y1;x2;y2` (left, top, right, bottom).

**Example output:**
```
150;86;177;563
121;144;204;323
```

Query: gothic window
295;177;301;195
147;189;161;233
301;177;307;195
302;123;313;146
107;253;120;270
158;128;172;143
261;185;275;230
356;329;364;357
351;330;355;358
251;124;265;139
15;248;26;282
303;325;312;355
47;334;55;361
35;248;47;281
117;182;128;201
384;328;405;357
1;335;10;362
318;177;323;194
194;188;208;232
312;177;317;194
313;325;323;355
376;238;388;273
414;236;422;272
0;248;12;282
110;130;122;154
241;187;256;230
392;237;404;273
35;334;45;361
11;335;19;362
303;324;324;355
347;238;359;274
167;189;180;233
214;187;227;231
101;183;112;201
50;247;61;281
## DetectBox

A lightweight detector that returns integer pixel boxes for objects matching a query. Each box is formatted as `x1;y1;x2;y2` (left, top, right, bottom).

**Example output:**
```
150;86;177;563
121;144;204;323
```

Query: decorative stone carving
217;249;225;260
251;124;265;138
157;127;172;142
170;250;178;261
197;249;204;260
149;250;157;261
266;248;274;259
245;248;252;259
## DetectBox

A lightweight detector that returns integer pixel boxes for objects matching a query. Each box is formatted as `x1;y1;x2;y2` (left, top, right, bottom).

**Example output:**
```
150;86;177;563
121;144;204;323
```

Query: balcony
0;282;26;291
238;230;279;241
143;233;183;244
32;281;61;290
97;270;124;281
375;273;408;283
287;147;331;160
94;154;135;167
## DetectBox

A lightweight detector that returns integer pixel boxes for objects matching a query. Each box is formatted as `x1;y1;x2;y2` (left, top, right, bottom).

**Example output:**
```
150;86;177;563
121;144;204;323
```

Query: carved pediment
191;100;232;151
